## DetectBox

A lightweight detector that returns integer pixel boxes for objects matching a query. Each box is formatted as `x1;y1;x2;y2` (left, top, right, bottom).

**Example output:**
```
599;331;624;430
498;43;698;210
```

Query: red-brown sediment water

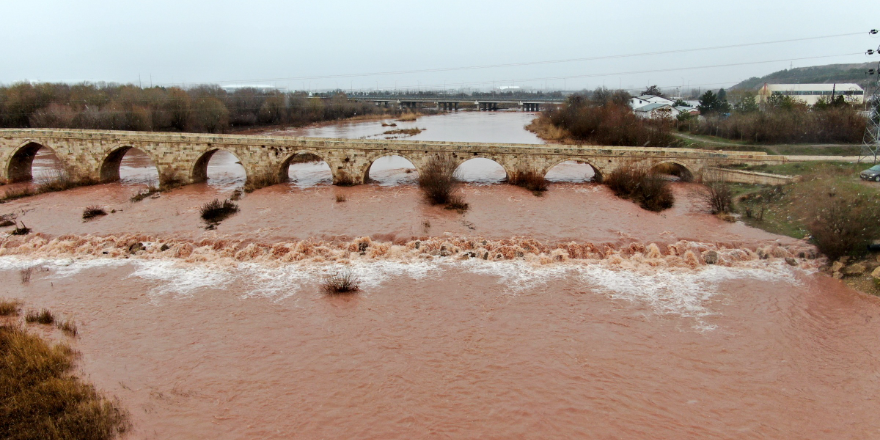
2;113;880;438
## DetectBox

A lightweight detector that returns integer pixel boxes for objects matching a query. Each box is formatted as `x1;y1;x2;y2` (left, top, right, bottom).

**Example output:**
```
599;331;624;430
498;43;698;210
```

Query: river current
2;111;879;439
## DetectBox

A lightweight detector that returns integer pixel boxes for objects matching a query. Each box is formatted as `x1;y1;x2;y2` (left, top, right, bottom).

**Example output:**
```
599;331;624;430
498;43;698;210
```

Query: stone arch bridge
0;129;783;186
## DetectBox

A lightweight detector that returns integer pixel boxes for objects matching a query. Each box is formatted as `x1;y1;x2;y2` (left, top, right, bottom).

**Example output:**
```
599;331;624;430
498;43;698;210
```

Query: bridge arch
362;154;419;185
649;161;694;182
100;146;160;184
278;150;333;186
6;141;64;183
454;157;509;184
192;148;248;184
544;158;604;183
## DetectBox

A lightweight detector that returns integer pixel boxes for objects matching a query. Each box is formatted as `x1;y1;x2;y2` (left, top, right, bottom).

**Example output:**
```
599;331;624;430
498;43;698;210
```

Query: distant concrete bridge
0;129;783;187
353;95;564;111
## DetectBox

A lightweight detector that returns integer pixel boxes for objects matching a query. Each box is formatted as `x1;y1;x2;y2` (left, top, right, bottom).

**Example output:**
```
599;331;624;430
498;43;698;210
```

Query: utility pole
859;30;880;164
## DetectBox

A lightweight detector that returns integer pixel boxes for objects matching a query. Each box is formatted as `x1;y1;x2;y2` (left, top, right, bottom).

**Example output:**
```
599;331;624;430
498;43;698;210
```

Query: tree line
0;82;386;133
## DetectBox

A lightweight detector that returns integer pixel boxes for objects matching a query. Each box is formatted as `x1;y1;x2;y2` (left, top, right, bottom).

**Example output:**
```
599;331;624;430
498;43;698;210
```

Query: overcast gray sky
2;0;876;92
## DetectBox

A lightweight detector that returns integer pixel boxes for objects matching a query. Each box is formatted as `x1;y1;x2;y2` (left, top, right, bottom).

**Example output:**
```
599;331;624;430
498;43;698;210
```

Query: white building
756;83;864;106
634;103;679;119
629;95;674;110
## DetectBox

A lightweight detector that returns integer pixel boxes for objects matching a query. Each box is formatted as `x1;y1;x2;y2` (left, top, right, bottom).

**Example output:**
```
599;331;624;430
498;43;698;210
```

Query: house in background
634;103;679;119
756;83;864;106
629;95;674;109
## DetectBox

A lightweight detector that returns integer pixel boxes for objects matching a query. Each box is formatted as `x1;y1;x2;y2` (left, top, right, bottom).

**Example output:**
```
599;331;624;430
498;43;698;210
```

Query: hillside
732;62;877;91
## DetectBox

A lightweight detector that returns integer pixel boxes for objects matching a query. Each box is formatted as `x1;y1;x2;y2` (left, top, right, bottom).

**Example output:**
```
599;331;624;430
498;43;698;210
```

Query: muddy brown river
2;112;880;439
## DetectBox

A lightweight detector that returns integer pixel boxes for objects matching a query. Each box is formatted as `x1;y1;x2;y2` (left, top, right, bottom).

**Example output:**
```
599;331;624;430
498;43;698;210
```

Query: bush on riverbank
536;90;678;147
0;325;129;439
735;163;880;260
605;165;674;212
691;98;865;144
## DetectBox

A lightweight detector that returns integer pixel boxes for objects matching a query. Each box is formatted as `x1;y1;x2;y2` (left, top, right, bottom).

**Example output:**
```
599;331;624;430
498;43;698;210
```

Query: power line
214;31;865;85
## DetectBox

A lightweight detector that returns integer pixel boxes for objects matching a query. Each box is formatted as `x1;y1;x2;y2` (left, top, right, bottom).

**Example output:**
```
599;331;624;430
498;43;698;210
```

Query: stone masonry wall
0;129;785;186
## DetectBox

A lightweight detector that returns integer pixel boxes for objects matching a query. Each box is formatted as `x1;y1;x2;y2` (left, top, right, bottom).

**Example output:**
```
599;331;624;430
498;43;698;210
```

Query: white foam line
128;260;232;298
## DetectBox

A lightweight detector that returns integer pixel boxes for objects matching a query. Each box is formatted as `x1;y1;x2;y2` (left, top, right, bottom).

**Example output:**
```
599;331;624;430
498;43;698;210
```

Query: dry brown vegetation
25;309;55;325
540;91;678;147
199;199;239;224
692;98;866;144
418;155;468;211
396;112;420;122
383;128;423;136
129;186;159;202
508;169;549;196
321;269;360;295
605;165;674;212
82;205;107;220
0;82;387;133
0;299;20;316
0;325;129;439
699;173;734;214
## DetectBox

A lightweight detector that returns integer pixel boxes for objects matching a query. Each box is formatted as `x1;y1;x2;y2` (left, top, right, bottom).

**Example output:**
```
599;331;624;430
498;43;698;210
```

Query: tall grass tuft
0;299;20;316
0;325;129;439
25;309;55;325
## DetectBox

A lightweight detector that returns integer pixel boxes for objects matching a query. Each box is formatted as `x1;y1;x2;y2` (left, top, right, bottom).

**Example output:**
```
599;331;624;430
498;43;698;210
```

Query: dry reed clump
418;154;468;211
321;269;360;295
508;169;549;196
335;194;347;203
56;319;78;337
82;205;107;220
25;309;55;325
383;128;423;136
199;199;239;223
0;299;21;316
129;186;159;202
396;112;419;122
605;165;674;212
0;325;129;439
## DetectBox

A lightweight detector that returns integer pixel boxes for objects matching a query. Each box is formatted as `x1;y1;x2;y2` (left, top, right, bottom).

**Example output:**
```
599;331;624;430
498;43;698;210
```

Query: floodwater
2;112;880;439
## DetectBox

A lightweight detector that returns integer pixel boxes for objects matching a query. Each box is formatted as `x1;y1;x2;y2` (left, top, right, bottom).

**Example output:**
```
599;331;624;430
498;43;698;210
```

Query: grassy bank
729;162;876;238
674;133;864;156
0;318;129;439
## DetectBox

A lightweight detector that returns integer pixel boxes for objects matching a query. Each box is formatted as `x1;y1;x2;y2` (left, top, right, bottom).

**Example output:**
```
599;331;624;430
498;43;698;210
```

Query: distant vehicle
860;164;880;182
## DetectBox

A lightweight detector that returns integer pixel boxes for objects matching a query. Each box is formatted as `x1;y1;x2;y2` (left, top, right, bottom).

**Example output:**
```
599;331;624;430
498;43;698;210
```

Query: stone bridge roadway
0;129;783;186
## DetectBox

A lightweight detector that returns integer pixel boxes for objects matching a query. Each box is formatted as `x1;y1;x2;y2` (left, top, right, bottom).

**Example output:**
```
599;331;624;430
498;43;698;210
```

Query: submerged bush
508;169;549;195
82;205;107;220
321;269;360;295
0;325;129;439
605;165;674;212
418;154;464;207
199;199;239;223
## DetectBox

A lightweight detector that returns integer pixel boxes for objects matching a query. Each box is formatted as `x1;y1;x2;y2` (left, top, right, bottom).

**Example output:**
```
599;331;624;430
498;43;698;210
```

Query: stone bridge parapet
0;129;786;187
